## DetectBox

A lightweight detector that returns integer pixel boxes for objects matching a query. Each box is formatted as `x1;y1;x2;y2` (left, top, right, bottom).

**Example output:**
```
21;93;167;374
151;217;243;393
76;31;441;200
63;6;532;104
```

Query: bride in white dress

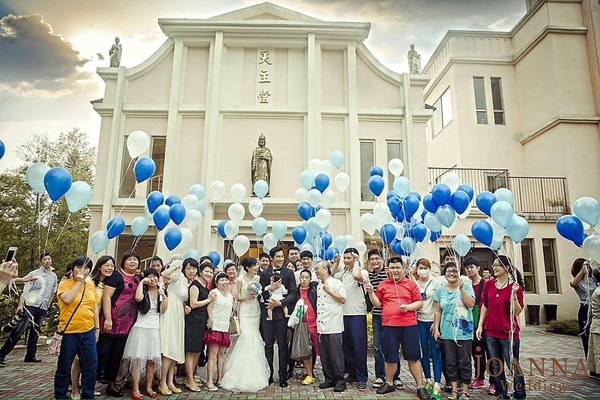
221;257;271;392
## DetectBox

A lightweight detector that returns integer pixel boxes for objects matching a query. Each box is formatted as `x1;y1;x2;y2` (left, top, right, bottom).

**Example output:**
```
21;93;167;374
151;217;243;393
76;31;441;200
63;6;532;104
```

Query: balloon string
42;202;55;254
107;187;136;234
115;158;134;198
51;214;71;252
36;194;42;257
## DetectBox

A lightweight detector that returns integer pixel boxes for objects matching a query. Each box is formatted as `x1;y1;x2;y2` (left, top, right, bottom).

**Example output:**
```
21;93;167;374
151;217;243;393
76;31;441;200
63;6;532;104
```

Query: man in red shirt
366;257;429;399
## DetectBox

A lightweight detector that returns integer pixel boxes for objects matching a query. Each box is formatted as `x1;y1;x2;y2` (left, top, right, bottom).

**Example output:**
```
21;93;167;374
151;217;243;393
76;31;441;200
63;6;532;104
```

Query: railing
147;174;164;195
428;167;569;218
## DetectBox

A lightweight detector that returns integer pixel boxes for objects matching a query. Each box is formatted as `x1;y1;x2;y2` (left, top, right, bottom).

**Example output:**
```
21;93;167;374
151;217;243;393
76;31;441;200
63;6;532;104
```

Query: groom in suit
260;246;298;387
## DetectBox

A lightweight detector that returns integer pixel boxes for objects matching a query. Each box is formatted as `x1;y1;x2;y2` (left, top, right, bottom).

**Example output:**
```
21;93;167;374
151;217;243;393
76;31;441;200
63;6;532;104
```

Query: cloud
0;14;92;95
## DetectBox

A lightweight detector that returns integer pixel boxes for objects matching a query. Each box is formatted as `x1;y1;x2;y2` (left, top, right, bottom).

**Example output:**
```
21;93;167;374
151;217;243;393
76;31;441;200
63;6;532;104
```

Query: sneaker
470;379;485;389
302;376;315;385
417;387;430;400
373;378;385;388
319;381;335;389
425;381;433;395
394;380;405;390
488;384;496;395
430;387;442;400
376;383;396;394
23;357;42;363
0;359;5;367
334;383;346;393
358;381;367;391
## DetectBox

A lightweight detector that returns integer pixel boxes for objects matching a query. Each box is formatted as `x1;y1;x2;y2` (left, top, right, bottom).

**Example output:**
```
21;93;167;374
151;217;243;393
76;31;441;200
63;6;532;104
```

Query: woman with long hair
476;255;526;400
570;258;598;359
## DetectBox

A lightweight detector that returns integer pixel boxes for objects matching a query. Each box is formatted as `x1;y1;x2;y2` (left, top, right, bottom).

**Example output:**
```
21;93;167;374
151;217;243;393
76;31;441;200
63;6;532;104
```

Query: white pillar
346;44;361;239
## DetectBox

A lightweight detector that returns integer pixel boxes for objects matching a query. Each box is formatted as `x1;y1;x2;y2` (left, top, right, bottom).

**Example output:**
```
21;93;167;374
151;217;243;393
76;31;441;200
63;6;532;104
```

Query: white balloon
458;207;472;220
360;213;377;236
224;221;239;240
179;227;193;248
315;209;332;229
233;235;251;256
127;130;150;158
373;203;393;226
583;234;600;262
295;188;309;203
230;183;247;203
182;194;200;211
355;241;367;256
209;180;226;201
320;189;336;208
393;222;406;239
345;235;355;246
441;171;461;193
264;233;278;250
249;199;263;218
334;172;350;193
321;160;335;177
308;159;321;174
307;189;322;208
228;203;245;224
184;209;203;230
388;158;405;177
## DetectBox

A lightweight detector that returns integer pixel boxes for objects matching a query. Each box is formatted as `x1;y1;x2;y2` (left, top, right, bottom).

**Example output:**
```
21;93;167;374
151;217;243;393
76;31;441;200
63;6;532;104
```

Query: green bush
545;319;579;336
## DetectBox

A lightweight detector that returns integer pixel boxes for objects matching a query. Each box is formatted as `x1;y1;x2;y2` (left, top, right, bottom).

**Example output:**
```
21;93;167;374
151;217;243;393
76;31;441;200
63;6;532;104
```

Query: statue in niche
407;44;421;74
109;37;122;67
251;134;272;196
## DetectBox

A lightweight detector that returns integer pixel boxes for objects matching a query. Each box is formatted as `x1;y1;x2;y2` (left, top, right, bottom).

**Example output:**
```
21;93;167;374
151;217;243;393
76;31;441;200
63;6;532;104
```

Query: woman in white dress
221;257;271;392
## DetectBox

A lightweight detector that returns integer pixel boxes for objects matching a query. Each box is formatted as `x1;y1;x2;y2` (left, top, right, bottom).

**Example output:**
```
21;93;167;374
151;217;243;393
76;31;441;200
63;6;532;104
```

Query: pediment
210;2;321;22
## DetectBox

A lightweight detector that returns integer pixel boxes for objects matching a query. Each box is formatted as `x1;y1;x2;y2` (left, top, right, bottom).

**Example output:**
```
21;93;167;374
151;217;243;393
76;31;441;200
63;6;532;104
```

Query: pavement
0;328;598;399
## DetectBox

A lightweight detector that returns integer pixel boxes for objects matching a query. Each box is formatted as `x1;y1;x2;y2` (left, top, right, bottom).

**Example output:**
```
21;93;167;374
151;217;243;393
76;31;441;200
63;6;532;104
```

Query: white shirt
334;267;369;316
416;278;441;322
294;268;318;285
316;277;347;334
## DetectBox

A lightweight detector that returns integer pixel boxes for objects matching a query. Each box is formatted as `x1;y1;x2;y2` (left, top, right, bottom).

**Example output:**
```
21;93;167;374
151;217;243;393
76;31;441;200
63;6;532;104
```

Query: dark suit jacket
291;281;318;314
260;266;298;320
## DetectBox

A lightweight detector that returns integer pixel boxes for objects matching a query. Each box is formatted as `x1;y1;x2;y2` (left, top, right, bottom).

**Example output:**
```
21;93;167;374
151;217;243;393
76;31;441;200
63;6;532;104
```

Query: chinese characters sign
257;49;274;104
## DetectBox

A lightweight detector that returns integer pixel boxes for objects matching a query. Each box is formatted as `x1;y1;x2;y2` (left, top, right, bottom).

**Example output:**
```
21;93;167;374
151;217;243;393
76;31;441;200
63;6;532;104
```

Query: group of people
2;244;599;400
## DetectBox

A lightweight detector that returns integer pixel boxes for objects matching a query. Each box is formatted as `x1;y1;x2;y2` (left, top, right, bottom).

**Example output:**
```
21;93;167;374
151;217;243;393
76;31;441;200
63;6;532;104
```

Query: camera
2;311;25;333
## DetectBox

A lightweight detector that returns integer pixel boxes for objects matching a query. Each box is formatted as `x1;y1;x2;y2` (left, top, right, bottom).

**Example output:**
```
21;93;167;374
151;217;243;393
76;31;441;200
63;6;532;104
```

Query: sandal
168;386;182;394
459;394;471;400
184;383;201;392
448;391;459;400
156;386;172;396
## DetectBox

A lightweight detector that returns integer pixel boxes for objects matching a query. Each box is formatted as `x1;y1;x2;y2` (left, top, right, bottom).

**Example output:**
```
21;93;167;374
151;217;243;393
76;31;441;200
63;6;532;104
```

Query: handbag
229;308;240;336
49;283;86;356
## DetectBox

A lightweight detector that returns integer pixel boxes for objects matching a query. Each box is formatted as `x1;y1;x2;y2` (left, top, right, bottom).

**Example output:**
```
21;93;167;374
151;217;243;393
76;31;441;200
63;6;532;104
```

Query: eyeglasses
445;270;458;275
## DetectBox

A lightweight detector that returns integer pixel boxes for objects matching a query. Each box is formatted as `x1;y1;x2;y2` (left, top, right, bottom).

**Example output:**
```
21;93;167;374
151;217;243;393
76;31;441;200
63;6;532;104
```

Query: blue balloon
325;247;340;261
450;190;471;214
436;204;456;228
413;223;428;243
423;194;440;213
393;177;411;198
314;174;330;193
471;220;494;246
134;157;156;183
292;226;307;244
106;217;126;239
90;230;109;254
170;204;186;225
380;223;397;245
207;251;221;267
556;215;586;247
334;235;347;251
403;195;420;219
252;217;268;237
272;221;287;241
182;249;201;262
390;239;405;256
147;191;164;214
217;220;228;238
300;170;315;190
408;192;422;201
131;216;149;236
253;180;269;199
330;151;345;169
0;140;5;160
297;202;314;221
165;195;181;207
153;205;171;231
322;232;333;250
189;184;205;200
368;176;385;197
476;191;497;217
388;197;402;217
369;166;384;177
44;167;73;201
164;227;182;251
395;212;405;223
431;184;451;206
430;230;442;242
400;237;416;255
457;184;475;201
387;191;400;200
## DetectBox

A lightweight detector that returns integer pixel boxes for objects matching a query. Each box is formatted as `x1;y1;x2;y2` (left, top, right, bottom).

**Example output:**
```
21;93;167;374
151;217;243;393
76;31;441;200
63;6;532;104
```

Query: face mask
417;269;430;278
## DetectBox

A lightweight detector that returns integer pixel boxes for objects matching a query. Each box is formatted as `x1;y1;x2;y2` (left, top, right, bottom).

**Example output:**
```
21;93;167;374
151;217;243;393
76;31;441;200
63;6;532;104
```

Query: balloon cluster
556;197;600;262
470;188;529;250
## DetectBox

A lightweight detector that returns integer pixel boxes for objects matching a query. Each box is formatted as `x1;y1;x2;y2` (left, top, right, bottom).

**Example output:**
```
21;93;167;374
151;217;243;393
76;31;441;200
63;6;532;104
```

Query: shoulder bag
49;283;86;356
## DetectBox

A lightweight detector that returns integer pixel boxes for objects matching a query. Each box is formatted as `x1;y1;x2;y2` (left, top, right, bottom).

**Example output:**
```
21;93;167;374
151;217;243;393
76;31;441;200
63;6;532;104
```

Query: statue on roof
109;37;122;67
407;44;421;74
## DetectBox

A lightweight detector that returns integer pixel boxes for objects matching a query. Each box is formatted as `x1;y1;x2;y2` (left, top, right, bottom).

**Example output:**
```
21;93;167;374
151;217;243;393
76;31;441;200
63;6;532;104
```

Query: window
387;141;403;190
485;171;508;192
360;140;375;201
116;233;157;267
521;239;536;293
491;77;505;125
542;239;559;294
119;136;137;198
148;137;166;194
473;77;488;124
431;88;452;137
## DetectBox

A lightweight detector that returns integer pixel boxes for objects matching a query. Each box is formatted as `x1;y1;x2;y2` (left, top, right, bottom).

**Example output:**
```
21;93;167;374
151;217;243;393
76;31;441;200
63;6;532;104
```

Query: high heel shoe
146;390;157;399
156;387;172;396
130;393;144;400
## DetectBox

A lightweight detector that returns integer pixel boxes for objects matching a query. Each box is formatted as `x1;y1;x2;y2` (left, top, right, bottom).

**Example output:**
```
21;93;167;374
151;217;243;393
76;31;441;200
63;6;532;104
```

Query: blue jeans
486;336;526;399
54;329;98;399
372;314;400;380
417;321;442;382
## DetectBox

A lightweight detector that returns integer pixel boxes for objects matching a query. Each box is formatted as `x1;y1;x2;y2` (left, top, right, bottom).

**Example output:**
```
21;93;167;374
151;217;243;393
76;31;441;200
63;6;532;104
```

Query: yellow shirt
58;279;99;333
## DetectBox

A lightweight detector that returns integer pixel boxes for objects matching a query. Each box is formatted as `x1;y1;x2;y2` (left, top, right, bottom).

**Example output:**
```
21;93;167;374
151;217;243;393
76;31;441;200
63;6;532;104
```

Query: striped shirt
369;268;388;316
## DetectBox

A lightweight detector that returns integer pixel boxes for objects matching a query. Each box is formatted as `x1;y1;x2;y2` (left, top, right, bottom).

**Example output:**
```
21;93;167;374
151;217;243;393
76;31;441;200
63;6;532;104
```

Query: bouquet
247;281;262;298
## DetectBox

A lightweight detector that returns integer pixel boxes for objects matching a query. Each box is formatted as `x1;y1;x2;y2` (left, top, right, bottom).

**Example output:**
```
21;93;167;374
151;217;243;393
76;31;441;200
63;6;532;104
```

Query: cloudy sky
0;0;526;170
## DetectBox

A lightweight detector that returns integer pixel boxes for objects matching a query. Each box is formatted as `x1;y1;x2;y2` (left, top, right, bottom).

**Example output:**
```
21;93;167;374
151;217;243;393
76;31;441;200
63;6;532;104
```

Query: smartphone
4;247;17;262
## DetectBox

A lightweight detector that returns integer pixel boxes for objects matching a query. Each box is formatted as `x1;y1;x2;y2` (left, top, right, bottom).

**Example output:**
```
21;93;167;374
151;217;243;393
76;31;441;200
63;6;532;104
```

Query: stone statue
407;44;421;74
251;134;273;196
109;37;122;67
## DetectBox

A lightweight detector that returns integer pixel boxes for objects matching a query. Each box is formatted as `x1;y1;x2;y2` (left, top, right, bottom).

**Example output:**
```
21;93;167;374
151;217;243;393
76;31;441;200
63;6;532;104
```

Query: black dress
184;280;209;353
